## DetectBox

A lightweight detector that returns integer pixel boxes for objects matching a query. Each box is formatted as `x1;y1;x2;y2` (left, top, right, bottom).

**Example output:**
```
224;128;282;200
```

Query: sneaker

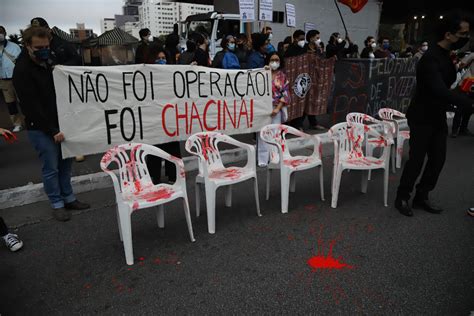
12;125;22;133
3;233;24;252
75;155;86;162
52;208;71;221
65;200;90;210
468;208;474;217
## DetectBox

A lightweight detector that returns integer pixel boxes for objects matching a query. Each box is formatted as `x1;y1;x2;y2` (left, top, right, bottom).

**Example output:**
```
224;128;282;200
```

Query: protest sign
259;0;273;21
53;65;272;158
285;3;296;27
239;0;255;21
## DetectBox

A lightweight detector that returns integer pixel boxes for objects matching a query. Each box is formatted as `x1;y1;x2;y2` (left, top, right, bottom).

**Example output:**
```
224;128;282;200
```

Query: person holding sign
395;12;473;217
262;26;276;54
257;52;290;167
326;32;357;60
12;27;90;222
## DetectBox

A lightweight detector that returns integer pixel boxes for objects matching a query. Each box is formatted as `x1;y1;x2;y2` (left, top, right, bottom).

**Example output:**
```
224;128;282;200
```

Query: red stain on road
307;233;353;270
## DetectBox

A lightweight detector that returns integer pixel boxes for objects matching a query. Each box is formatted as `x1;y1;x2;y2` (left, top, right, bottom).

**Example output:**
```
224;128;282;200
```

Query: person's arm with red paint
0;128;17;143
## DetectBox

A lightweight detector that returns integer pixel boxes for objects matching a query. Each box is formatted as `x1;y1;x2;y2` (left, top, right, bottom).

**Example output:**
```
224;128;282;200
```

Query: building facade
101;18;116;33
70;23;94;40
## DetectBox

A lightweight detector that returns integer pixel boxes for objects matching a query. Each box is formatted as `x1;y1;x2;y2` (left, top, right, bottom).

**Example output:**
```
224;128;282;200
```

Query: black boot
412;193;443;214
395;198;413;217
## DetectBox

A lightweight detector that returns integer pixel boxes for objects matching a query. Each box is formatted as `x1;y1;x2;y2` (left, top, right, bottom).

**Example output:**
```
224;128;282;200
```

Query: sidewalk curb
0;135;326;209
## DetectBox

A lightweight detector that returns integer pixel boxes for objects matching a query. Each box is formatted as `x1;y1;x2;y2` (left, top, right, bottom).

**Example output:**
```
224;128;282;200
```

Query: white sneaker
258;162;268;168
3;233;23;252
12;125;22;132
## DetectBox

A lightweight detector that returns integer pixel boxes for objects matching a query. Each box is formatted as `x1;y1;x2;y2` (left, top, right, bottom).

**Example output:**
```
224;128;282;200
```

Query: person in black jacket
135;28;153;64
326;32;356;60
235;33;250;69
189;32;210;67
284;29;307;58
13;26;90;222
395;12;473;216
360;36;376;58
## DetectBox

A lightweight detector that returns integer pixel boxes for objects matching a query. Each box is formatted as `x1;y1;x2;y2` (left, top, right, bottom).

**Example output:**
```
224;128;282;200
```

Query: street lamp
414;15;417;20
439;15;443;19
421;15;425;19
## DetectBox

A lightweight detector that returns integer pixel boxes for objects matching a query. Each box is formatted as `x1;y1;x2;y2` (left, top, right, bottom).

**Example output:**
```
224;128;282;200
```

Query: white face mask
314;38;321;45
269;61;280;70
337;38;343;44
268;33;273;41
421;45;428;52
297;40;305;48
147;35;153;42
370;42;377;49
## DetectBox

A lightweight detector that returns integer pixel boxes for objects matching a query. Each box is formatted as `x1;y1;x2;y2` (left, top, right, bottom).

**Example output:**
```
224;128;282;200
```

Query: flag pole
334;0;349;37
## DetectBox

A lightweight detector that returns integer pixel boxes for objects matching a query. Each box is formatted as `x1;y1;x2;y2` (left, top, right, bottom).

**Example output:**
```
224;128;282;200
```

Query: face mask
314;38;321;45
33;48;50;61
0;34;5;42
268;33;273;41
148;35;153;42
382;43;390;50
269;61;280;70
421;45;428;52
451;36;469;50
297;40;305;48
227;43;235;51
337;38;343;44
370;42;377;49
155;59;166;65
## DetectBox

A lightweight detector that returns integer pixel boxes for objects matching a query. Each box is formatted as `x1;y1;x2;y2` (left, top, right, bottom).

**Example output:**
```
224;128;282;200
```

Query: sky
1;0;124;35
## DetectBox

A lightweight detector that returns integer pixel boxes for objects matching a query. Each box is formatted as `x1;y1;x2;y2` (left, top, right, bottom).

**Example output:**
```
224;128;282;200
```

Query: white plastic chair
185;132;261;234
260;124;324;214
100;143;195;265
378;108;410;169
329;122;394;208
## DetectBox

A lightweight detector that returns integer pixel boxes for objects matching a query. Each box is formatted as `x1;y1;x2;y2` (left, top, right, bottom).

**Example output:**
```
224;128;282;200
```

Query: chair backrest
100;143;181;195
346;112;380;125
378;108;406;120
185;132;226;174
260;124;310;163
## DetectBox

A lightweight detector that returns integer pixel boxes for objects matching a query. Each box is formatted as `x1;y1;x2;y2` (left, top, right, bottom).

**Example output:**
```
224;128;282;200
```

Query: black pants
146;142;181;183
0;217;8;237
290;115;318;129
397;123;447;200
452;106;472;133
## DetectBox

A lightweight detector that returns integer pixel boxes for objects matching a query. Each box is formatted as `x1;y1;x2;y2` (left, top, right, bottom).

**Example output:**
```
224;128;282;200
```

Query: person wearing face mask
135;28;153;64
395;12;473;217
262;26;276;54
414;41;429;60
284;30;307;58
221;35;240;69
305;29;324;58
12;27;90;222
0;26;24;132
257;52;290;167
153;50;168;65
247;33;269;69
235;33;250;69
374;37;394;59
360;36;377;59
326;32;356;59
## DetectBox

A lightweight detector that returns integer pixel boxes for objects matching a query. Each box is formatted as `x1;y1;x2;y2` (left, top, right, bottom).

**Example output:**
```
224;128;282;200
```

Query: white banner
285;3;296;27
53;65;272;158
259;0;273;22
239;0;255;21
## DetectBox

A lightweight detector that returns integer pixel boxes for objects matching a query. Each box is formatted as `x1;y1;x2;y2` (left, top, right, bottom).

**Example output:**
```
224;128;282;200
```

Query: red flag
337;0;368;13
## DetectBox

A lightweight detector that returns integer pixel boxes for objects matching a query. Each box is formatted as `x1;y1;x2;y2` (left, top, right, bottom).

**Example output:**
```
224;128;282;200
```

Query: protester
190;32;210;66
414;41;429;60
262;26;276;53
400;46;414;58
374;36;394;58
164;32;181;65
360;36;377;59
221;35;240;69
278;36;292;57
0;26;23;132
247;33;268;69
149;48;168;65
235;33;250;69
178;39;197;65
135;28;153;63
305;29;324;57
257;52;290;167
12;26;90;222
395;12;473;217
285;30;307;58
452;51;474;137
326;32;357;59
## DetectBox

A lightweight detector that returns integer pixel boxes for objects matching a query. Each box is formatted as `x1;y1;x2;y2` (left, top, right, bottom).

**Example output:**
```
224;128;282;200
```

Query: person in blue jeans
12;26;89;222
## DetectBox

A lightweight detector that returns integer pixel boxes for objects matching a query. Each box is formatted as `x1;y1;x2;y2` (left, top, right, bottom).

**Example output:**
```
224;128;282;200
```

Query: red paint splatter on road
308;239;353;270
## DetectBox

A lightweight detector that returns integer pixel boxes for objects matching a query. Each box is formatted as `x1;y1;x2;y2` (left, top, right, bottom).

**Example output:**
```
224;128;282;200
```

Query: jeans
0;217;8;237
28;130;75;209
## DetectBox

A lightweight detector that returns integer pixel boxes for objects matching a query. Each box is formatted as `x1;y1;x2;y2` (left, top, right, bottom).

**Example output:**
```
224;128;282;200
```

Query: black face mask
451;36;469;50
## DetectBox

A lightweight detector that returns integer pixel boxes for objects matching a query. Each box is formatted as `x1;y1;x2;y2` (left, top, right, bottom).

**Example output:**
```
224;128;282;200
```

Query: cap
31;17;49;28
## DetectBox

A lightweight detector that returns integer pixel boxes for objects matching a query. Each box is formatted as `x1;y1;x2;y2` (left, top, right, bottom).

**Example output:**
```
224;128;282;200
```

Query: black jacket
194;47;209;67
13;51;59;136
135;41;150;64
407;44;472;126
284;43;307;58
326;40;356;59
50;34;81;66
360;47;374;58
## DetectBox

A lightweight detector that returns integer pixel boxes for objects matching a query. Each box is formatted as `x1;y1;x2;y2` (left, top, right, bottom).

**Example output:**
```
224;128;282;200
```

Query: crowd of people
0;12;473;253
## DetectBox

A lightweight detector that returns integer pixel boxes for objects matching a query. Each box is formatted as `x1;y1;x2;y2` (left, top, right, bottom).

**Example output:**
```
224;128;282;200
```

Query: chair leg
361;170;369;194
281;170;291;213
157;205;165;228
225;185;232;207
182;197;196;242
253;177;262;217
391;144;396;173
118;204;134;265
115;204;123;242
265;168;271;201
331;166;343;208
367;144;374;180
195;181;201;217
319;165;325;201
384;166;389;207
204;184;217;234
290;173;296;193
